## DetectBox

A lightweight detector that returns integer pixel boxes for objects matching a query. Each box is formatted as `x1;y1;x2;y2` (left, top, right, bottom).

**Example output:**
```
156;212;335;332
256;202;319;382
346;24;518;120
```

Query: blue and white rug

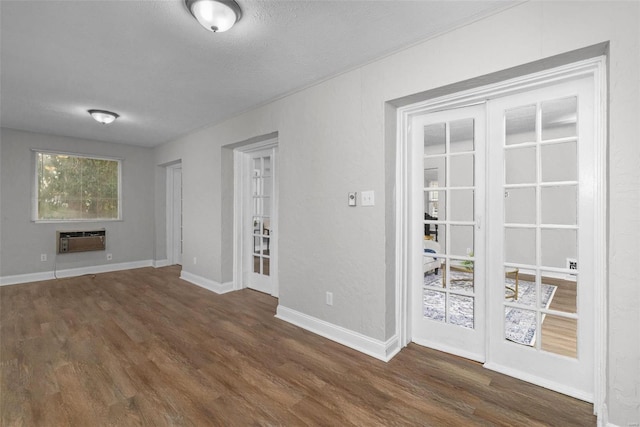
423;270;557;346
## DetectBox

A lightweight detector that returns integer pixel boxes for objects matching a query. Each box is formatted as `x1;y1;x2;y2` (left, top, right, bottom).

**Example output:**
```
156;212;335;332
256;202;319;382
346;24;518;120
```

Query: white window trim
32;149;123;223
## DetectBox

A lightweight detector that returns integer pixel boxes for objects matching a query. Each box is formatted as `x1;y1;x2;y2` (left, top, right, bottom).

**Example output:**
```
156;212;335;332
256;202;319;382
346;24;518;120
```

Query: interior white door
411;104;486;362
485;76;595;401
244;148;276;295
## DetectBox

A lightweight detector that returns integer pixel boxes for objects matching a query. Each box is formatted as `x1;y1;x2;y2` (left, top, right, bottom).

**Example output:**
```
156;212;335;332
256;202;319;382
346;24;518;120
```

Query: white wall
155;2;638;424
0;128;156;277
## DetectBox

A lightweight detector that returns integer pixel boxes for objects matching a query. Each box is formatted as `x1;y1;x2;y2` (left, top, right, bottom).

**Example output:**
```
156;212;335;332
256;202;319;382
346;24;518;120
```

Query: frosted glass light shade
185;0;241;33
88;109;119;125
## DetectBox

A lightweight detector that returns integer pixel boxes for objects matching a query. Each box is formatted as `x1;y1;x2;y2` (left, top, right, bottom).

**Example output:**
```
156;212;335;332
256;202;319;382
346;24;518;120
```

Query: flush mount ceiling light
185;0;242;33
88;109;119;125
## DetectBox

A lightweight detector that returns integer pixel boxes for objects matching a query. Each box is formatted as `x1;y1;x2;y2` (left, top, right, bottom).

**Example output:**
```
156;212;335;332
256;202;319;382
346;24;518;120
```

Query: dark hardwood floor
1;266;595;426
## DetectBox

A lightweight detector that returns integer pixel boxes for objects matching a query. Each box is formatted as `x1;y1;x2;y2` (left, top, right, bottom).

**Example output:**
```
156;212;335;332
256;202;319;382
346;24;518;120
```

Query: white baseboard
484;361;594;403
275;305;401;362
153;259;170;268
0;271;55;286
179;270;234;294
0;260;154;286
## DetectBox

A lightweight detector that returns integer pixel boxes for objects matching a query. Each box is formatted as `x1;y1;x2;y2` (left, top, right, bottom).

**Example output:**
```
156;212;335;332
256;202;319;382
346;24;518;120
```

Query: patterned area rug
423;271;556;345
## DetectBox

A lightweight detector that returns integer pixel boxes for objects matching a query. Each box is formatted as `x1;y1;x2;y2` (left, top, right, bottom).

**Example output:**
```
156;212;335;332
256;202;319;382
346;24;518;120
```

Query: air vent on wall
57;229;106;254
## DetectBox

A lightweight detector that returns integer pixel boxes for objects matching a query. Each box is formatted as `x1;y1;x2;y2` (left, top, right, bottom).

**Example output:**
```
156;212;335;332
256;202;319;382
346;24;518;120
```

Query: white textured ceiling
1;0;517;147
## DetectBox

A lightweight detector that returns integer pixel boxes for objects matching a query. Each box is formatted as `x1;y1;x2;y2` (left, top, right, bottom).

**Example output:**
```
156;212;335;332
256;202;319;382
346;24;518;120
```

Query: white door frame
233;138;279;296
166;162;182;266
395;57;607;414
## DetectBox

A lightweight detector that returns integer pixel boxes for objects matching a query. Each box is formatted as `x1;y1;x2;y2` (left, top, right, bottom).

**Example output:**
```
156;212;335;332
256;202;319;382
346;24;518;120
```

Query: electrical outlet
326;291;333;306
40;254;47;262
106;253;113;261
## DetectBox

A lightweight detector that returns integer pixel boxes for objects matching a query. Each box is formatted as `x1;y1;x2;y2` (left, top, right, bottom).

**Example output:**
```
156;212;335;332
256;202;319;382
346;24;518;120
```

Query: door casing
233;138;279;296
395;56;607;414
166;162;183;266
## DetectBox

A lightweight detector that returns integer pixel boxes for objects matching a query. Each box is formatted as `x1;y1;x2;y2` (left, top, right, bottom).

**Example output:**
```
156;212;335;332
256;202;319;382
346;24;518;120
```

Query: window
34;151;121;221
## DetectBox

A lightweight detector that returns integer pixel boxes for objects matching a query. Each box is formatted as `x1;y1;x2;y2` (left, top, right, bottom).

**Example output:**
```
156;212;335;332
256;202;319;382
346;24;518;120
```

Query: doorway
234;140;278;296
166;163;183;266
398;57;606;406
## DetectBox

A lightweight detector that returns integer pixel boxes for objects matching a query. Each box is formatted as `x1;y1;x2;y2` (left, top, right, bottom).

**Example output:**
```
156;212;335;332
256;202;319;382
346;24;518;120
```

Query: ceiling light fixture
88;109;119;125
185;0;242;33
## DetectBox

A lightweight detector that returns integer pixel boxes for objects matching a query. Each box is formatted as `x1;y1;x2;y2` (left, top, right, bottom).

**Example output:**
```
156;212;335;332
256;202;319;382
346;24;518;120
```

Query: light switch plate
348;192;357;206
361;190;375;206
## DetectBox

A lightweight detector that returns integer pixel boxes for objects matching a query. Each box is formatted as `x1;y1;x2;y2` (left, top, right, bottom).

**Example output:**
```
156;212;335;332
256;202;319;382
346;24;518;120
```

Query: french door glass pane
541;186;577;225
450;225;474;257
505;104;536;145
541;228;577;268
505;187;536;224
263;156;271;175
504;227;536;265
449;190;473;221
541;142;577;182
542;270;577;314
425;190;444;220
505;307;536;347
450;259;474;293
541;97;577;140
504;268;527;304
449;295;474;329
423;289;446;322
424;157;446;186
450;154;474;187
505;147;536;184
541;314;577;358
424;123;446;155
450;118;474;153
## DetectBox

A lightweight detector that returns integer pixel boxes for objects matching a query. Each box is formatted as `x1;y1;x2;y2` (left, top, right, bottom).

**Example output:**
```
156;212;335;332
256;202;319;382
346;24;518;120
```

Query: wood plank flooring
1;266;596;426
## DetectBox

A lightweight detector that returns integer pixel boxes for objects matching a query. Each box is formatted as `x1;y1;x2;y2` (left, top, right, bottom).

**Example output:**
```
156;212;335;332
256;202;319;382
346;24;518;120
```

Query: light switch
361;190;375;206
348;192;357;206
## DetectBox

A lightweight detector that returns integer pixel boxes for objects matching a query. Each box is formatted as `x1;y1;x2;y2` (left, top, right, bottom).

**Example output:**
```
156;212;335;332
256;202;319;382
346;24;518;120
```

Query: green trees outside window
36;152;121;220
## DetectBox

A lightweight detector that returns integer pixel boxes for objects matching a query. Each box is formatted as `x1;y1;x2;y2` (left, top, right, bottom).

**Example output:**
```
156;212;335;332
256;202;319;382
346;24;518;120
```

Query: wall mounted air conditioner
57;229;106;254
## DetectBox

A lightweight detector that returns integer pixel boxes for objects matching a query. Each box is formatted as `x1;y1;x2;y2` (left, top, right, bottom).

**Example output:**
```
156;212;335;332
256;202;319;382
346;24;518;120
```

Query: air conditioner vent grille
57;229;106;254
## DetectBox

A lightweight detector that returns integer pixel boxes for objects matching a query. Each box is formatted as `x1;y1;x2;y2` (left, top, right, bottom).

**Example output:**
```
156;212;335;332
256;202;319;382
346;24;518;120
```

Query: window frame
32;149;123;223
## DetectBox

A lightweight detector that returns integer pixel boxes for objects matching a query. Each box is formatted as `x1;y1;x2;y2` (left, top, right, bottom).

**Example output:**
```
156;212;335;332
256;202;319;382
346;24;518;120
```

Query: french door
410;75;597;401
411;104;486;362
485;76;595;400
243;147;277;296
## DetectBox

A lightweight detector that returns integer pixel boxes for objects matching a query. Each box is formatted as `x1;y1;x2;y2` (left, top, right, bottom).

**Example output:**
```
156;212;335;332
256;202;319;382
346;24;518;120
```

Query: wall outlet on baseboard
326;291;333;306
40;254;47;262
106;253;113;261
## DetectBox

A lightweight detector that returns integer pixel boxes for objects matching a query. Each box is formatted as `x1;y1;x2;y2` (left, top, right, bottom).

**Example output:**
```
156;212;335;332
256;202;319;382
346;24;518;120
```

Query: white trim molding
180;270;234;294
165;162;182;266
153;259;170;268
276;305;401;362
0;260;154;286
